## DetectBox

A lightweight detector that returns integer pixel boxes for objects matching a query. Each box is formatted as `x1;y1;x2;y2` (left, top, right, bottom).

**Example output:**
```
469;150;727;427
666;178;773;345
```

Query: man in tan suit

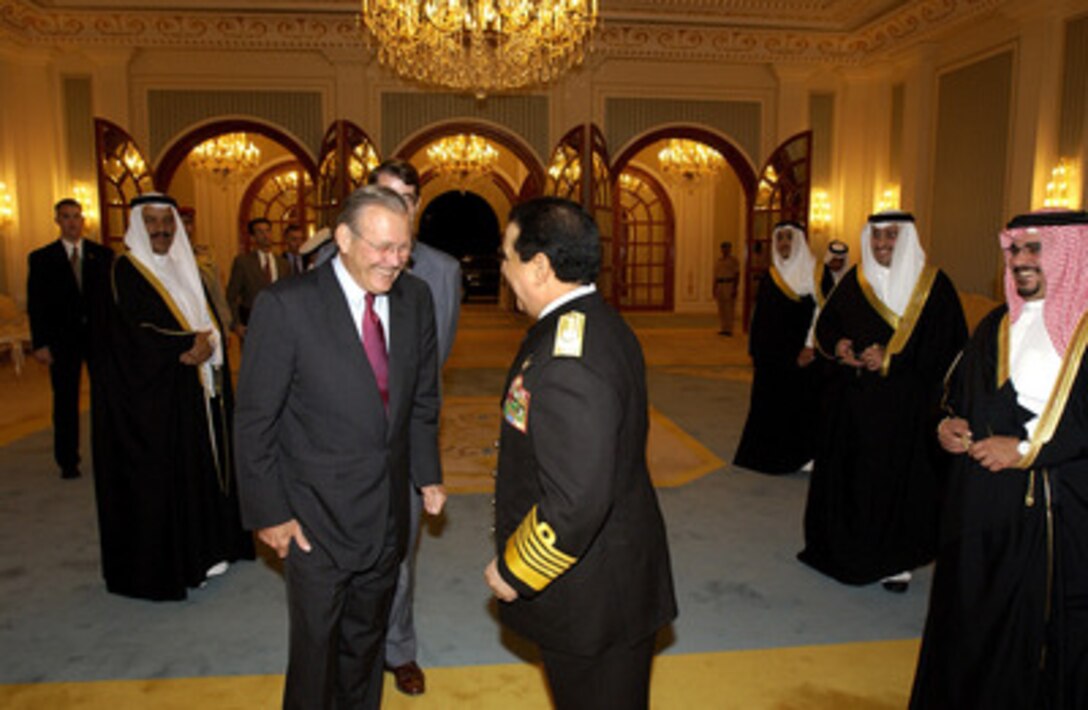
226;217;288;338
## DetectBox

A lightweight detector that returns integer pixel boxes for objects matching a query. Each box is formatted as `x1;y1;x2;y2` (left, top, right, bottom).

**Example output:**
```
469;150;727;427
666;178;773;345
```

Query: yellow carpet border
0;638;921;709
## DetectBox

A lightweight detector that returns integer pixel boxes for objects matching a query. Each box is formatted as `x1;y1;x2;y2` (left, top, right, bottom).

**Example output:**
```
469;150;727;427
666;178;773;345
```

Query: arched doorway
418;191;501;302
611;125;756;314
153;119;319;288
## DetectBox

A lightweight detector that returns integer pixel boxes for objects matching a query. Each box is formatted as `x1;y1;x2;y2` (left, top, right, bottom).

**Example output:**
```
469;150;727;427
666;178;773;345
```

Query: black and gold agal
493;290;677;656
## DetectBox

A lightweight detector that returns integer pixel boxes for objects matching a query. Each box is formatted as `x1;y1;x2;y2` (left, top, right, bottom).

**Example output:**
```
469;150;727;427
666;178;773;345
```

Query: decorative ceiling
2;0;1013;65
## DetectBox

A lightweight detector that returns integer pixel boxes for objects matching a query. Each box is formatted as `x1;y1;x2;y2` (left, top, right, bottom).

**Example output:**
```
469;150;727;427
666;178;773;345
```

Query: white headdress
124;194;223;375
771;222;816;298
859;211;926;317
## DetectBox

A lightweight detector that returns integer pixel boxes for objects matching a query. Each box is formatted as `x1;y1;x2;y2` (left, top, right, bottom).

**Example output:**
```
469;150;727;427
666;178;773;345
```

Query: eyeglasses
360;234;412;259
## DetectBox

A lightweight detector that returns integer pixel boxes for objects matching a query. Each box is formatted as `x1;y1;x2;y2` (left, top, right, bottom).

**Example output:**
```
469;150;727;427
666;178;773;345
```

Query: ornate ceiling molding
0;0;1013;65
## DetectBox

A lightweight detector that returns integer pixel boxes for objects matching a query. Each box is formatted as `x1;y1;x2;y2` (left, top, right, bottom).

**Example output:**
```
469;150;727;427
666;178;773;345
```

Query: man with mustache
911;210;1088;709
799;211;967;592
93;193;253;600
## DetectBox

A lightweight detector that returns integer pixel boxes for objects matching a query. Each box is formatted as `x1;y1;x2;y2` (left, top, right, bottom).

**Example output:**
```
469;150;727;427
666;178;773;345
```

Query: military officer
484;197;677;709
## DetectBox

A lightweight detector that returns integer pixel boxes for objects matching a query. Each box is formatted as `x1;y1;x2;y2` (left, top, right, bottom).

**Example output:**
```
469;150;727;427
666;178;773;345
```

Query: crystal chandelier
359;0;599;96
188;133;262;183
427;134;499;182
658;140;725;185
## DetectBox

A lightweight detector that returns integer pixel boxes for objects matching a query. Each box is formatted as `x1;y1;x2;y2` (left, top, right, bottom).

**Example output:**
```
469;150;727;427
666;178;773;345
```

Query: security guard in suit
485;197;677;709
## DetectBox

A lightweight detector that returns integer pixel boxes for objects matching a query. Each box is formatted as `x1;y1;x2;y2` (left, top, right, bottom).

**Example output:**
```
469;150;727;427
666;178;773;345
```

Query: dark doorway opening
418;190;501;302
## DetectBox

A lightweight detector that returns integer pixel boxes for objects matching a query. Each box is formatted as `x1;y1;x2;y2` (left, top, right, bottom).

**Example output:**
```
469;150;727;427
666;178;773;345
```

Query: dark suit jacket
27;238;113;354
233;262;441;571
226;250;289;328
410;242;461;367
494;291;677;655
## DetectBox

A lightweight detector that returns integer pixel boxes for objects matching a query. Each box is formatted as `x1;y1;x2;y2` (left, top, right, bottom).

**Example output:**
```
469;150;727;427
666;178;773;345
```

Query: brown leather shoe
388;661;425;696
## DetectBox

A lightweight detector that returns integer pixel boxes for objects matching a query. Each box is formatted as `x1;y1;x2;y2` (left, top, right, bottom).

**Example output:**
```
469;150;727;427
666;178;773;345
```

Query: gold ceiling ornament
188;133;262;184
426;134;500;182
359;0;599;96
657;139;725;186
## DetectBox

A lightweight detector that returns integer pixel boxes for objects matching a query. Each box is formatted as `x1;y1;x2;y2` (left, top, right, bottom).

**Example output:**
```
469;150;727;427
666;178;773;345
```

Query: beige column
0;46;64;304
773;63;816;144
1004;5;1067;211
897;44;938;231
834;66;893;250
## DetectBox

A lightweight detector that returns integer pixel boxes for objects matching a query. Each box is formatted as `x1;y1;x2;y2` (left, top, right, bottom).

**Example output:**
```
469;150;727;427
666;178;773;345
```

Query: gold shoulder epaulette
553;311;585;358
504;505;577;592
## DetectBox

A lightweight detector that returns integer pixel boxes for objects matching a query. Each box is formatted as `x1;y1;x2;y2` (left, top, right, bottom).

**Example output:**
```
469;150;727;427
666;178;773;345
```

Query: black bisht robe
911;307;1088;709
798;265;966;584
92;255;254;601
733;273;817;474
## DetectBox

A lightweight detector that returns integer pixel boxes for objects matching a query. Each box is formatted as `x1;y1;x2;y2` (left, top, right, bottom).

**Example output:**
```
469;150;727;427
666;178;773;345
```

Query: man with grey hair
235;185;445;709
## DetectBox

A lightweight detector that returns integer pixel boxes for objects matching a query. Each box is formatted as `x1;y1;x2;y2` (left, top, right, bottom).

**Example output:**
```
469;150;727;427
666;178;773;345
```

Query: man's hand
233;323;248;339
796;347;816;368
835;338;862;367
32;346;53;365
421;484;447;516
937;417;973;454
180;330;214;365
859;344;885;372
969;436;1023;472
257;519;312;559
484;557;518;602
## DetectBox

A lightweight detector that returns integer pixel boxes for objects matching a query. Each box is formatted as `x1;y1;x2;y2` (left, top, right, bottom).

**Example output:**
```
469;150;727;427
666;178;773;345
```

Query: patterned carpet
440;397;723;493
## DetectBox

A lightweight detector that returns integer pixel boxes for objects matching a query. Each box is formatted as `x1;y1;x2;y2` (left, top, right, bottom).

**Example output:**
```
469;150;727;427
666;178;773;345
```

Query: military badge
553;311;585;358
503;374;530;433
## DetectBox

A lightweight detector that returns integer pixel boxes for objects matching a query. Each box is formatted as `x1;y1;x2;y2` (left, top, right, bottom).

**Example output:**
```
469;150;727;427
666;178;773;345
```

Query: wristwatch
1017;440;1030;457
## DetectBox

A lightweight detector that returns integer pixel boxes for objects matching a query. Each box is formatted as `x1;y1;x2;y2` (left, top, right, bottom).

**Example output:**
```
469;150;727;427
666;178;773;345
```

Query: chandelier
657;140;725;185
427;134;499;182
359;0;599;96
188;133;262;183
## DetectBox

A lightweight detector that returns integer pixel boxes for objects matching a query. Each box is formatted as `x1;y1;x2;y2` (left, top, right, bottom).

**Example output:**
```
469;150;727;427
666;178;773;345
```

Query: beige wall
0;0;1082;314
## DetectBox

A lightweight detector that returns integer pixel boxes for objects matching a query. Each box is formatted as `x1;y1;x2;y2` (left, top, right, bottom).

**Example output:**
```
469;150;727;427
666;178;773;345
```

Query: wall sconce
874;185;900;213
0;181;14;229
72;181;99;232
1043;158;1079;209
809;189;832;234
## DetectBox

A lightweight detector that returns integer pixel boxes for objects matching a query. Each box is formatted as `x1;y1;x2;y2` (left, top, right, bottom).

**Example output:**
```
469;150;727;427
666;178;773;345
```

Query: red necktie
262;253;273;284
363;293;389;410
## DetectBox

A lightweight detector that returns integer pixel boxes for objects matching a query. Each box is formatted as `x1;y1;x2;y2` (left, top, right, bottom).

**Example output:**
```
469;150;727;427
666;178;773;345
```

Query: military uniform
494;288;677;707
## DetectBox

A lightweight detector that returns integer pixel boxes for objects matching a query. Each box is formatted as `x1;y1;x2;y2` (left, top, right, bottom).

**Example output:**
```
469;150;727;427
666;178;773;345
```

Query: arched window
616;166;674;311
240;161;315;250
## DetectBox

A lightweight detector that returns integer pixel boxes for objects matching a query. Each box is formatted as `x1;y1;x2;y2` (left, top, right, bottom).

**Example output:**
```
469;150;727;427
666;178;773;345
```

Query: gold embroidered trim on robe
117;253;194;333
769;267;800;303
857;265;900;331
879;265;939;376
504;505;577;592
997;313;1009;389
1019;311;1088;468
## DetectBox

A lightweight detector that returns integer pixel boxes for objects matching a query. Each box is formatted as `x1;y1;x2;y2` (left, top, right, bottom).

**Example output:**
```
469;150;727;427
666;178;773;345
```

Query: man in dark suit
26;198;113;479
226;217;288;339
282;223;306;276
235;186;446;710
484;197;677;709
367;158;460;696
